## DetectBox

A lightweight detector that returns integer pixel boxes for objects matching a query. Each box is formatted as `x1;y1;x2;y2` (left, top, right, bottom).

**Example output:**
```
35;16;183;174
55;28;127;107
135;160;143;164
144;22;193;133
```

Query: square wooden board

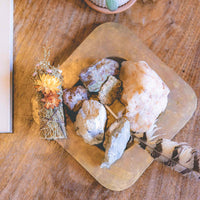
57;22;197;191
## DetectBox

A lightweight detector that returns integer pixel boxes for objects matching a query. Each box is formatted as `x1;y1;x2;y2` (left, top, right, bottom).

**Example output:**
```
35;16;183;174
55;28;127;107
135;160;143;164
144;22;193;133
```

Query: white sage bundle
33;48;67;140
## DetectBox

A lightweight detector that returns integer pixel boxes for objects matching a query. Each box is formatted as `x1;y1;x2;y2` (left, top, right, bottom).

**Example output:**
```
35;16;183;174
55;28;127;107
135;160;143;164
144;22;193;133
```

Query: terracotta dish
84;0;136;14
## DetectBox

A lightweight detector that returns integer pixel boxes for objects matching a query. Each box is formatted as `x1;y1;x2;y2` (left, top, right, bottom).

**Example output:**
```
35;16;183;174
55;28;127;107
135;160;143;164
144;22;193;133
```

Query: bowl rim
84;0;137;14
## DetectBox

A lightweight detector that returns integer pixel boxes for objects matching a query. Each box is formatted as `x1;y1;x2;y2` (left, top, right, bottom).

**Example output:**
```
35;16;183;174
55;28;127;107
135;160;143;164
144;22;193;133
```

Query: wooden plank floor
0;0;199;199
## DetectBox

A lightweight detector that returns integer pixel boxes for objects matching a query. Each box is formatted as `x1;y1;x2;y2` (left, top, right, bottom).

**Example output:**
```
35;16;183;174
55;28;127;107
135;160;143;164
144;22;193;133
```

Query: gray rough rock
75;100;107;145
101;118;130;168
98;75;122;105
79;58;119;92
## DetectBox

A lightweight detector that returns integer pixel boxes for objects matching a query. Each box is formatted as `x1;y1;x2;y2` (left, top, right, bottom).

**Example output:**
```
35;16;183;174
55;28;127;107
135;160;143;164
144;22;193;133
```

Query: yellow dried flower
35;74;61;95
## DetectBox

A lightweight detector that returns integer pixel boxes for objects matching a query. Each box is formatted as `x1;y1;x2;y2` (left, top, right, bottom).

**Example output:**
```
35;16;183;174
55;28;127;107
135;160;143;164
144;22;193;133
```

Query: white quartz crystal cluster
120;61;170;132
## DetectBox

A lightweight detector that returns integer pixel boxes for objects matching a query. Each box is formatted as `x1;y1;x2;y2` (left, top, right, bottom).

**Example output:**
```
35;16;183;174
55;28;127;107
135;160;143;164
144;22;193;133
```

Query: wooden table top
1;0;199;199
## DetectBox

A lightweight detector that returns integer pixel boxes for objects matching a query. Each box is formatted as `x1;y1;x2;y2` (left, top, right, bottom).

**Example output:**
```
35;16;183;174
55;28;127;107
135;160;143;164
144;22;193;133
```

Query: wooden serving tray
58;22;197;191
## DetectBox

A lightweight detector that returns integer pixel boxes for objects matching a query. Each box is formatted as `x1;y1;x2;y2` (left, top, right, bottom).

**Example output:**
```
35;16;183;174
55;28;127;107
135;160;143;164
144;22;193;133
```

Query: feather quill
105;105;200;178
132;131;200;178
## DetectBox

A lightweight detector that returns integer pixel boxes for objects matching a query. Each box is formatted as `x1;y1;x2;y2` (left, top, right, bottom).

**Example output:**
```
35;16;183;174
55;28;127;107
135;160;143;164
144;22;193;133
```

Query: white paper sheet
0;0;13;133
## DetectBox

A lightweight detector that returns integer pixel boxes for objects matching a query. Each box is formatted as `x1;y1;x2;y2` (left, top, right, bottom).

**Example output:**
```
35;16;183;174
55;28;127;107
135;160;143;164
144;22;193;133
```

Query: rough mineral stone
79;58;119;92
75;100;107;145
120;61;170;132
63;85;88;112
98;75;122;105
101;118;130;168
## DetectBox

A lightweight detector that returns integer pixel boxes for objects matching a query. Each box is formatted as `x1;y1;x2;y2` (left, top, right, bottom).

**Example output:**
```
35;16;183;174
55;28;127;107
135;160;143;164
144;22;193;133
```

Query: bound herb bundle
33;48;67;140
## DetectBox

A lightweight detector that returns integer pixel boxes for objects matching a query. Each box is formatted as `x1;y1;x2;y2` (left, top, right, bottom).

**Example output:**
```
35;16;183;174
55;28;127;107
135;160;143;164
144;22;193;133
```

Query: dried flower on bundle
41;93;61;109
33;48;67;140
34;74;61;95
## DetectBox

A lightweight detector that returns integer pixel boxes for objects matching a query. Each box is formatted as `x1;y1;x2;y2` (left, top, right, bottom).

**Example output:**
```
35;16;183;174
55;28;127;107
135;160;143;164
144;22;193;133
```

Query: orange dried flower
41;93;61;109
34;74;61;95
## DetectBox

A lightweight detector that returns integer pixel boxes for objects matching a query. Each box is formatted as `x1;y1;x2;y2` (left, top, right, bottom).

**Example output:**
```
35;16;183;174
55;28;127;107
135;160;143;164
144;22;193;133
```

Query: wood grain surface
0;0;200;199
